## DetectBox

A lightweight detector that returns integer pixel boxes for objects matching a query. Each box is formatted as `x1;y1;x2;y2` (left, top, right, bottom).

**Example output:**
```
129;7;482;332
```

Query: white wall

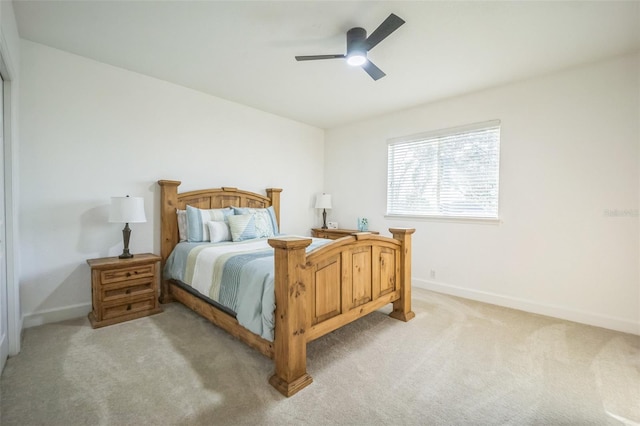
17;39;640;335
325;53;640;335
19;40;324;326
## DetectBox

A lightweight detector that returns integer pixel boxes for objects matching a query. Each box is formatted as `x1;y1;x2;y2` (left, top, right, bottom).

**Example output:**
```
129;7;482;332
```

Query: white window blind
387;120;500;219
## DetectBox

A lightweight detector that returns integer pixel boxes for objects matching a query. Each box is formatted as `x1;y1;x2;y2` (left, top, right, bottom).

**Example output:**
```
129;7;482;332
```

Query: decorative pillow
186;205;234;242
232;206;279;235
177;209;187;242
228;214;257;242
206;220;232;243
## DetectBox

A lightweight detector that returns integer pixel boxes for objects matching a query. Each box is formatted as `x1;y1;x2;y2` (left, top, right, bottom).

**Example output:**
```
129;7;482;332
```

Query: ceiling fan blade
364;13;405;51
295;54;345;61
362;60;386;81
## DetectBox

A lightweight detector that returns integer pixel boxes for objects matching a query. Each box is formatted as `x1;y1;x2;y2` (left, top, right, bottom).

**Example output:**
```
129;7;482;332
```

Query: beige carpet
1;288;638;425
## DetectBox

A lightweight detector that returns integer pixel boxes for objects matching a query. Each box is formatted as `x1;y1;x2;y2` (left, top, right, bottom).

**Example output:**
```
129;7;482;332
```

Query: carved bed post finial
158;180;181;303
267;236;313;397
389;228;416;322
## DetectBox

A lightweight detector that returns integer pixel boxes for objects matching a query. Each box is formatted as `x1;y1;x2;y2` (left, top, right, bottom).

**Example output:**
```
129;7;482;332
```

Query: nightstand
87;253;163;328
311;228;379;240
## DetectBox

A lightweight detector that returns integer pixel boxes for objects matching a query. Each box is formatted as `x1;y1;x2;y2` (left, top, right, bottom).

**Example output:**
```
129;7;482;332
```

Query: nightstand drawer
102;279;155;303
102;296;155;320
100;264;155;284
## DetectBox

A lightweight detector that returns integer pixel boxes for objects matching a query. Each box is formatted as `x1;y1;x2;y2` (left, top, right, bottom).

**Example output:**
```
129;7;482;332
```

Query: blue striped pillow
186;205;234;242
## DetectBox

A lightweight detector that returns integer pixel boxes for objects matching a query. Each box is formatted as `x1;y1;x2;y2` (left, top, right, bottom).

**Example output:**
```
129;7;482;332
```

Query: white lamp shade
109;196;147;223
315;193;332;209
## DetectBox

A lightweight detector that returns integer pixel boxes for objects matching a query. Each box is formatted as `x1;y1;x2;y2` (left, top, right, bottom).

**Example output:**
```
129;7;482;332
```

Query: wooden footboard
158;179;414;397
268;229;415;396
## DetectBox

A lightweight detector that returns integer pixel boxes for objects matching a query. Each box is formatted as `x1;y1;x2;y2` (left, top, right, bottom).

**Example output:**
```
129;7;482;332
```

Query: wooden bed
158;180;415;396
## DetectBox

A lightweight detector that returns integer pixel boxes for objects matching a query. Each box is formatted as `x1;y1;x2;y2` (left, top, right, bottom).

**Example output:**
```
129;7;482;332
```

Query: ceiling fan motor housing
347;27;367;57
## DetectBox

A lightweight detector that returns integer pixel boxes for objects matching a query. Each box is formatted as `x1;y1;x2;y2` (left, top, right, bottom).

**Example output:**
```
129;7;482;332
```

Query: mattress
163;236;330;341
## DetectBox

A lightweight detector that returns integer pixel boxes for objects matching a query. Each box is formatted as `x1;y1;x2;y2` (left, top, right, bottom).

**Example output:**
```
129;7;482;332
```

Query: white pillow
206;221;232;243
177;209;187;242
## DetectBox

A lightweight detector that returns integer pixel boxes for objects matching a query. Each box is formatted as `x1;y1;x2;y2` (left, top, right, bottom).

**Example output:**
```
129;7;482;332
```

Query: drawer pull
126;304;132;311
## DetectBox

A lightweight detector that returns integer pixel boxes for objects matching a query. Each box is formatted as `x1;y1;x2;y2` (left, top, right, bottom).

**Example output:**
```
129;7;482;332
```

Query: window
387;120;500;219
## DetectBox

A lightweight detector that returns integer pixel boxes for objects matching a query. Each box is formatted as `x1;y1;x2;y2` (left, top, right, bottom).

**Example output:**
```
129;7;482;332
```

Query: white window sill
385;214;501;225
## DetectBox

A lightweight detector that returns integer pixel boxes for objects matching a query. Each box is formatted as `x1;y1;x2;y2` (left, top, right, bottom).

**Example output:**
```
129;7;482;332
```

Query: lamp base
118;250;134;259
119;224;134;259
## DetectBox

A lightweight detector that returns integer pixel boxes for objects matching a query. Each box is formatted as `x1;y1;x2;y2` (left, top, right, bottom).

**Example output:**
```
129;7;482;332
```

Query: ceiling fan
295;13;405;81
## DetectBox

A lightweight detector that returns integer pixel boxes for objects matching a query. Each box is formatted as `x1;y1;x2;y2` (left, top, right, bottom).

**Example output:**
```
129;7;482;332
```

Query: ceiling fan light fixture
347;52;367;66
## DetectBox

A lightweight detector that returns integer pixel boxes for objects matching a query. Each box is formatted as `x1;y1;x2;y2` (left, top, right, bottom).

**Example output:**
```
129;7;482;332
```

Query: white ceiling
13;0;640;129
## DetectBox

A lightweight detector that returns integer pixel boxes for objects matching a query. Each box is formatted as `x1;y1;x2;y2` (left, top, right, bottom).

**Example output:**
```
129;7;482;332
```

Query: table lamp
315;193;332;229
109;195;146;259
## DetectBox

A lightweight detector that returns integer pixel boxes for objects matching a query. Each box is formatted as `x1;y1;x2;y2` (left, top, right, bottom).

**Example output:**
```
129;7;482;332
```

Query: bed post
266;188;282;229
158;180;181;304
267;236;313;397
389;228;416;322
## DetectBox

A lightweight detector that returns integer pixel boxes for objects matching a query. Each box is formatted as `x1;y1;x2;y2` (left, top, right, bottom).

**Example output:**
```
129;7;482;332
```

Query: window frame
386;120;501;223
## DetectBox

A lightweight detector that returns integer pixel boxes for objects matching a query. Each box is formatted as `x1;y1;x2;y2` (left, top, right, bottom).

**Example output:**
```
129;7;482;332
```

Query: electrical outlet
430;270;436;279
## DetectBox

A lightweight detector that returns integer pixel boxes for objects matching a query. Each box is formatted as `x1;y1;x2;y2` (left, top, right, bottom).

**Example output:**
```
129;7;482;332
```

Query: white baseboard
414;278;640;336
22;303;92;329
18;282;640;335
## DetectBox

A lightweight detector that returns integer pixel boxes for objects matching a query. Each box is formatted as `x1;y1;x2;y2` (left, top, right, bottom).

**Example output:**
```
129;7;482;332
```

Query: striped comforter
163;237;330;341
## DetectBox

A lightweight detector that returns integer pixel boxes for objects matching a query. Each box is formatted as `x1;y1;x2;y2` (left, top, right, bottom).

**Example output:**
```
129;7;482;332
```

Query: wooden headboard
157;180;282;265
